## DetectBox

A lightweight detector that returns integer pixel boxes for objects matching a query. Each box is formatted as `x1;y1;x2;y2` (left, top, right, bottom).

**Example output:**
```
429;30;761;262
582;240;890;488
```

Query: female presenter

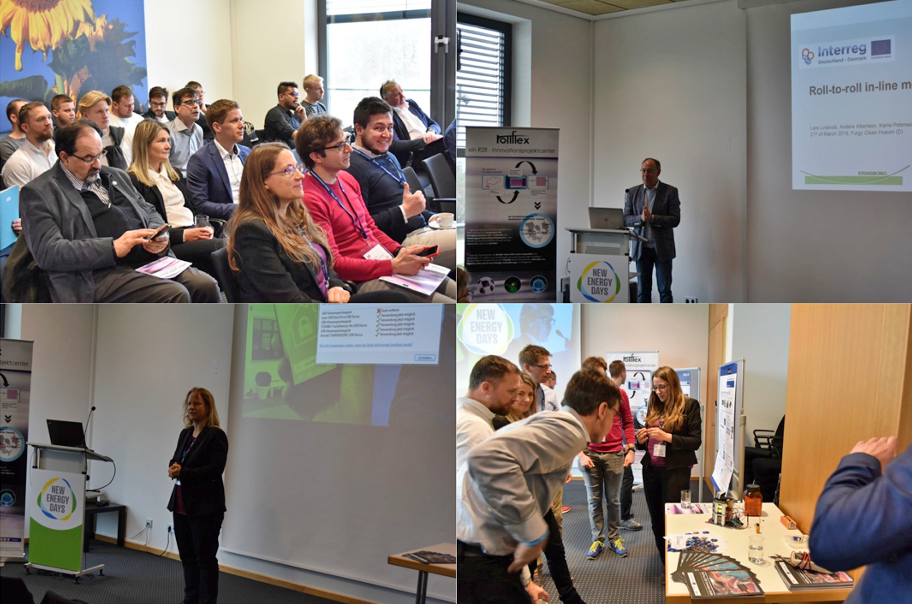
168;388;228;604
635;366;702;557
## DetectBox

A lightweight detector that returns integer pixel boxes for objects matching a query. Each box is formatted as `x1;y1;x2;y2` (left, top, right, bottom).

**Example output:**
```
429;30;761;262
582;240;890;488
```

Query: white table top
664;502;852;603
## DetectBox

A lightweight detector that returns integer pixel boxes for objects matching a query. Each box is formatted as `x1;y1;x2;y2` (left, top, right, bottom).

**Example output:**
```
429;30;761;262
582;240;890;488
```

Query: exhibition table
388;542;456;604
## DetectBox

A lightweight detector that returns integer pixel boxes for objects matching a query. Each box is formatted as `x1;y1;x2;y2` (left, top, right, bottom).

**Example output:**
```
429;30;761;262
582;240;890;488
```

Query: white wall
460;0;593;287
745;0;912;301
18;305;97;537
729;304;790;447
592;0;748;303
143;0;235;110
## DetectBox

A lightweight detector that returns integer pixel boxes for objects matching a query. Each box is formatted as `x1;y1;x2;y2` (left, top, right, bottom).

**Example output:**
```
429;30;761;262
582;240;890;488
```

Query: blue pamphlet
0;185;20;250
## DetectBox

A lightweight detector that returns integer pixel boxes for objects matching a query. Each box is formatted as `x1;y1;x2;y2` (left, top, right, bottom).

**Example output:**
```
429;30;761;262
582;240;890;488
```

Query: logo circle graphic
0;489;16;507
456;304;515;355
576;260;621;303
530;276;548;293
37;478;76;521
519;214;554;249
504;276;522;293
0;426;25;462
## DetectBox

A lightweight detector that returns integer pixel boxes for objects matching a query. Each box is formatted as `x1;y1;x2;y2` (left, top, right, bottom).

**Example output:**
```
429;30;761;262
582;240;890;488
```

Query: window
456;14;511;148
321;0;433;127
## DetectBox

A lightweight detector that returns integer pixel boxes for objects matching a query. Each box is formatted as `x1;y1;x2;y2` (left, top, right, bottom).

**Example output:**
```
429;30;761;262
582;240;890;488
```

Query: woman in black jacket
636;366;702;557
224;143;407;303
168;388;228;604
127;119;224;278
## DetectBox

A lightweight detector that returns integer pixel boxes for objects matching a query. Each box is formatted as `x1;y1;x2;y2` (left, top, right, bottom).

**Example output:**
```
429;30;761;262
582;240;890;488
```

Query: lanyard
309;243;329;287
353;147;405;187
180;432;199;465
307;171;368;240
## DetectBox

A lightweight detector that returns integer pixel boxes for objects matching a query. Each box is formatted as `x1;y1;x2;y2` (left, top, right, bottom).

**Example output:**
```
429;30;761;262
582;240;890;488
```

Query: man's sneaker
620;518;643;531
587;539;604;559
609;537;628;557
561;505;571;513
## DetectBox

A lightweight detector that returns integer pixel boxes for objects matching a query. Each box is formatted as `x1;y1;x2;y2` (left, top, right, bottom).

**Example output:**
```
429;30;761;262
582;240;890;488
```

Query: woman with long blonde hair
493;372;538;430
167;388;228;604
225;142;407;303
127;119;224;278
635;366;702;558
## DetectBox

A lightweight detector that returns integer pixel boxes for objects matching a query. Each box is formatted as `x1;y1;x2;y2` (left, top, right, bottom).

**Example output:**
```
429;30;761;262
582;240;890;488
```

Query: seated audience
19;121;220;303
142;86;176;123
301;75;328;117
1;102;56;188
78;90;131;168
296;116;457;303
225;142;409;304
109;85;144;136
263;81;306;147
186;99;250;220
186;80;214;141
346;96;456;272
167;87;204;177
51;94;76;132
380;80;443;166
127;120;225;279
0;99;28;167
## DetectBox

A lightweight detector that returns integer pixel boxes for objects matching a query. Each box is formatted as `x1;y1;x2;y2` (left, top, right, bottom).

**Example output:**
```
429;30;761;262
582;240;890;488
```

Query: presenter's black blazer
639;397;702;471
167;425;228;517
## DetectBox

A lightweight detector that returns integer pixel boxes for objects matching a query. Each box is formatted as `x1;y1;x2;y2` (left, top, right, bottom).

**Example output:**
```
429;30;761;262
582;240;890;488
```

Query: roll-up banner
0;338;33;562
464;127;559;301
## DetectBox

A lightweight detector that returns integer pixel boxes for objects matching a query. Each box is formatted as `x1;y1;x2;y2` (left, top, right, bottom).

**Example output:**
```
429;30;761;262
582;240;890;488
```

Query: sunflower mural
0;0;147;130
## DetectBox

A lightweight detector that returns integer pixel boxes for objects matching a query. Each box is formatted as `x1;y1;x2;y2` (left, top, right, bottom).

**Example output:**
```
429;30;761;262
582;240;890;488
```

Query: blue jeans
581;450;625;542
636;246;673;303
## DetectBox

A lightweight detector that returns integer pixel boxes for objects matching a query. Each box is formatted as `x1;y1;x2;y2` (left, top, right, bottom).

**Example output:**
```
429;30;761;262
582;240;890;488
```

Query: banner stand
1;338;33;564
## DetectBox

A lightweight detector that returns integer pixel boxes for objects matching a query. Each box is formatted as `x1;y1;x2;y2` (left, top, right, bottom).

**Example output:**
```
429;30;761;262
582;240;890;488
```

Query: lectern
25;442;112;581
565;227;644;303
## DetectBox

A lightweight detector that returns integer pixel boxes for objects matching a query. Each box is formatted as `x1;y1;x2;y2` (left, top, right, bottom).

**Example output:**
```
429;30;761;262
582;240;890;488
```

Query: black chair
402;166;434;201
421;153;456;199
211;247;240;302
744;415;785;502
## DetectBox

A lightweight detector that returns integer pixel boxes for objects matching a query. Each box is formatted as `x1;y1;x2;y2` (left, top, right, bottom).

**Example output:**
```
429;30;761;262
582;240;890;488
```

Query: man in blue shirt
810;436;911;604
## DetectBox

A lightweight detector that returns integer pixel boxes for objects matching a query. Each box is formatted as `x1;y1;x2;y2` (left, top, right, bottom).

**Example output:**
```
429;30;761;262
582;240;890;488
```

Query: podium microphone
84;406;96;450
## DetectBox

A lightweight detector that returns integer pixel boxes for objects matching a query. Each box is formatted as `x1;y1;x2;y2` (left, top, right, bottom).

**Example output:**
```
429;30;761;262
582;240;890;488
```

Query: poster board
712;360;746;497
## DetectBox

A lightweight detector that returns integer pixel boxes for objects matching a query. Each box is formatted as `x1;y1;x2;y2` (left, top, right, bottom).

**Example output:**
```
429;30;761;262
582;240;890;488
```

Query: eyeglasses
323;141;352;153
285;91;300;98
653;384;669;392
150;101;167;108
181;100;202;107
269;164;306;177
69;149;108;164
530;316;556;327
640;168;658;174
533;363;552;370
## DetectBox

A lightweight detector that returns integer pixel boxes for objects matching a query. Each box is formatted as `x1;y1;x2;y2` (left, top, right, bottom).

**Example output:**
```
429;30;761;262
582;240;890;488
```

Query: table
388;542;456;604
665;502;852;603
83;502;126;552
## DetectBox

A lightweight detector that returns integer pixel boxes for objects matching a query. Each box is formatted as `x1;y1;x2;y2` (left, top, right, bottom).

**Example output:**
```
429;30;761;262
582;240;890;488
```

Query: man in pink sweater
297;116;456;302
578;356;636;559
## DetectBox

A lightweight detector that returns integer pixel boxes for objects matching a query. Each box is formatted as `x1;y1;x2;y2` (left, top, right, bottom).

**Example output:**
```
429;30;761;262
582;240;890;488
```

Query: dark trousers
456;541;528;604
533;509;585;604
620;464;634;520
642;463;691;557
173;512;224;604
636;246;673;303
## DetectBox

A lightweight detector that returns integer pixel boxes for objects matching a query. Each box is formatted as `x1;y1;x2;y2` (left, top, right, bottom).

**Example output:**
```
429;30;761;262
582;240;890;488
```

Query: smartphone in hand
146;224;171;240
416;245;439;258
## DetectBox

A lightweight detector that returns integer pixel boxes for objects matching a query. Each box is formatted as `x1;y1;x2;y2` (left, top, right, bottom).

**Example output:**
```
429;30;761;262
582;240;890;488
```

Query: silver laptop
588;207;625;230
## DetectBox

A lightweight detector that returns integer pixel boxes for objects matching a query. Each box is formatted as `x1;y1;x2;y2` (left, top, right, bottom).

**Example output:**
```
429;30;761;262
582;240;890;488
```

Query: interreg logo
799;36;894;69
37;478;76;521
577;261;621;303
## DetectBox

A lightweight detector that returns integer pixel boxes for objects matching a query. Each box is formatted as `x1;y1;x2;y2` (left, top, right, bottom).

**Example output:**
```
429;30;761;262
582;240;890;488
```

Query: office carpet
0;541;339;604
539;481;667;604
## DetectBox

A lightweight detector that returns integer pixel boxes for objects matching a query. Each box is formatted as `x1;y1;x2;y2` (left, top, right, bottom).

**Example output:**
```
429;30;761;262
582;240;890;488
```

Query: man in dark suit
623;158;680;303
186;99;251;221
142;86;177;123
263;81;306;147
19;122;221;302
380;80;444;167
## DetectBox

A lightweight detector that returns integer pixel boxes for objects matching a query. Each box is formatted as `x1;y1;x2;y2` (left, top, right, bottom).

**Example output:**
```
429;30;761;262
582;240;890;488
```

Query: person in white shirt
109;85;144;138
77;90;132;168
1;102;56;187
167;87;204;177
458;368;621;604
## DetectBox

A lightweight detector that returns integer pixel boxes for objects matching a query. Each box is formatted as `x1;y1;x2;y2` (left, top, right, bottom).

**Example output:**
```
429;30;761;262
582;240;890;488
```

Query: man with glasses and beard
167;88;205;177
264;81;307;148
18;121;220;302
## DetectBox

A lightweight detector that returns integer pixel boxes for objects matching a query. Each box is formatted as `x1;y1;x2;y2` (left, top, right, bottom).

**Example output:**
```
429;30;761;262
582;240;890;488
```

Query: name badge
363;243;394;260
653;443;666;458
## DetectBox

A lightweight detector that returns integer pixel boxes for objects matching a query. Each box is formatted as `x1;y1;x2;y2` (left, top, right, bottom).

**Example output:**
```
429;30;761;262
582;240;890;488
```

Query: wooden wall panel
779;304;912;534
704;311;727;488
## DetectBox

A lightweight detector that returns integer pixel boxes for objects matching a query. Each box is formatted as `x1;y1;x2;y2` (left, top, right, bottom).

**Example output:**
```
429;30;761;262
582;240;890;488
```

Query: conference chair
211;246;240;302
419;154;456;214
402;166;434;202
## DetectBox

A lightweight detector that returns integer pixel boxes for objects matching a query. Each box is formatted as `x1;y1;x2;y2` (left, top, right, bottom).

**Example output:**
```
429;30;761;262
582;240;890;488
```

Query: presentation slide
792;0;912;191
455;303;576;397
241;304;444;425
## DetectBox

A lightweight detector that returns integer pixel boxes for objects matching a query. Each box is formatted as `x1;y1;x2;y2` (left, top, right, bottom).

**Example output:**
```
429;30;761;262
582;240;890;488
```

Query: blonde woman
493;372;537;430
225;142;408;303
127;119;224;278
167;388;228;604
635;366;702;557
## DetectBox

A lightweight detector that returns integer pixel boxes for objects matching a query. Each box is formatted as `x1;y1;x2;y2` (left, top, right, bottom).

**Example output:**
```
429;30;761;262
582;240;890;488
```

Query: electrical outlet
167;523;174;534
145;518;153;529
685;297;699;303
